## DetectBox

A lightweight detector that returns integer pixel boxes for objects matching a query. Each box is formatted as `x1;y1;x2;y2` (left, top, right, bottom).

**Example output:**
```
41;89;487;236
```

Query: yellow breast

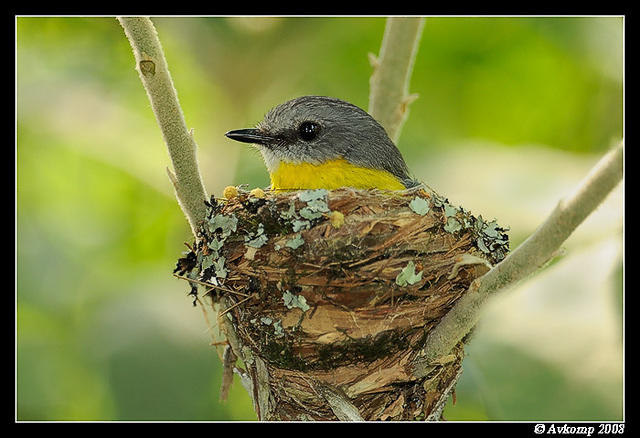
269;158;406;192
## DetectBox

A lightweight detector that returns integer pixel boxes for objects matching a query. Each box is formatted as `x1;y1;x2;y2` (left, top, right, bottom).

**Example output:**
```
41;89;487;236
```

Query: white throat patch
259;148;281;173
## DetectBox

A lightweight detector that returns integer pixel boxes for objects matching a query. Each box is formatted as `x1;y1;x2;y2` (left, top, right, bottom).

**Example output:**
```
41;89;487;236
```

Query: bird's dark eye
298;121;320;141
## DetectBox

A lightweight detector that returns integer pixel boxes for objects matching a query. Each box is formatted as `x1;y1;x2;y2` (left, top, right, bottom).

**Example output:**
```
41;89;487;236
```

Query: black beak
225;128;273;145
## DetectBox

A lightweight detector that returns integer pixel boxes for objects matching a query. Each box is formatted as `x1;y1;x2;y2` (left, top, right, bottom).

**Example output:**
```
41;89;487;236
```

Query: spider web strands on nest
173;273;252;297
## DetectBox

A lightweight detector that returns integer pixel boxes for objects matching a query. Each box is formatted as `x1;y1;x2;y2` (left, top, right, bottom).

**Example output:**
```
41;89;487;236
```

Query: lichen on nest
175;185;509;307
173;184;509;420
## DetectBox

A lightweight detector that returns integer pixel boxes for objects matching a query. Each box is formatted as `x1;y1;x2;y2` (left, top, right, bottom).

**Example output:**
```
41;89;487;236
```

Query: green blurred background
17;16;623;421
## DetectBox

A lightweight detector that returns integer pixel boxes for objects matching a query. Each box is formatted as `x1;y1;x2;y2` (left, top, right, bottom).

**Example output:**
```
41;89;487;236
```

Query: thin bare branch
118;17;208;236
368;17;425;143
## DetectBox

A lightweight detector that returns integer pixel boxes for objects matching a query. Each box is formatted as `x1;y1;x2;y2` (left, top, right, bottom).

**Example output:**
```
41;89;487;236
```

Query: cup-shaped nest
175;186;509;421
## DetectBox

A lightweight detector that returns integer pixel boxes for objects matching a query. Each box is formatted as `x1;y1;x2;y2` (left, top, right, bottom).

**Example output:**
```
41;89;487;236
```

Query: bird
225;95;418;192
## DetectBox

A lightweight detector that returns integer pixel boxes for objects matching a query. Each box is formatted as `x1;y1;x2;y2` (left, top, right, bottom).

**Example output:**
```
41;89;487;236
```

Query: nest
175;186;509;421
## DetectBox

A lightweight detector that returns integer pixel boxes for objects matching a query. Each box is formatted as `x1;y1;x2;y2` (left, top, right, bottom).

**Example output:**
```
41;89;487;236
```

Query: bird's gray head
225;96;414;186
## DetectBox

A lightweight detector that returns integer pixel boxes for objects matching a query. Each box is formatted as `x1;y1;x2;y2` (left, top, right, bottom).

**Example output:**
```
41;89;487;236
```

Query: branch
118;17;208;237
368;17;425;143
413;141;624;377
